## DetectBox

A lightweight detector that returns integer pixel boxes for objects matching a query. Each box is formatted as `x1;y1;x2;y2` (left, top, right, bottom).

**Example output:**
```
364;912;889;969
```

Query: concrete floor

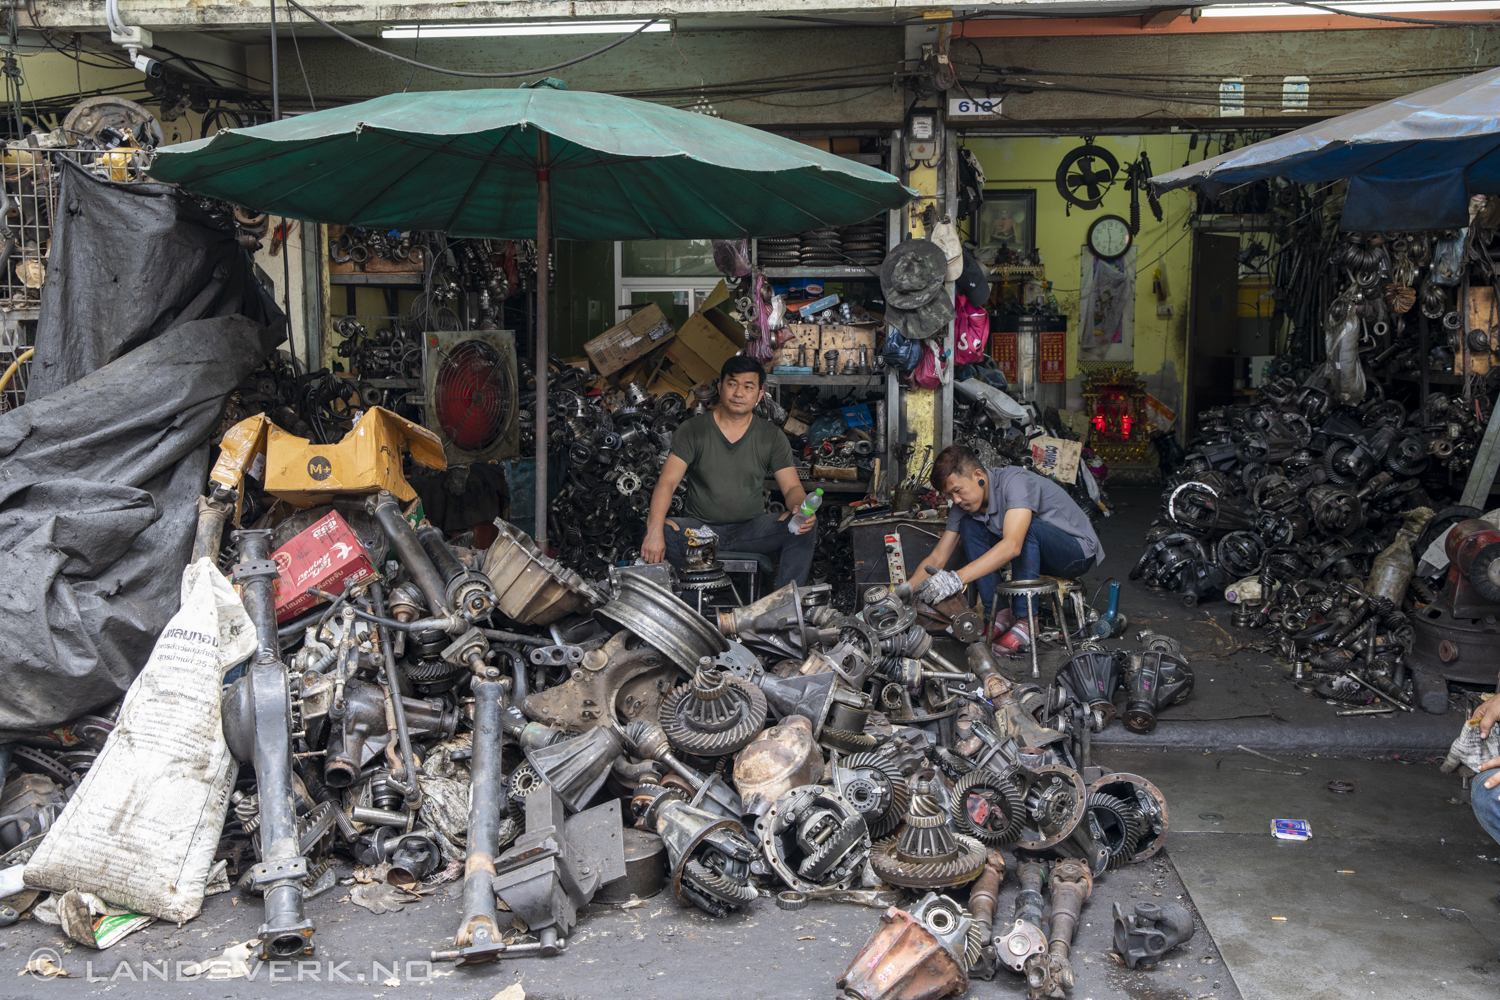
0;489;1489;999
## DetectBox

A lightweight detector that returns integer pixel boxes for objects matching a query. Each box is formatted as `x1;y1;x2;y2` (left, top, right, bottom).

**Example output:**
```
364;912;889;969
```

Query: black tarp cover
0;315;280;739
29;158;283;398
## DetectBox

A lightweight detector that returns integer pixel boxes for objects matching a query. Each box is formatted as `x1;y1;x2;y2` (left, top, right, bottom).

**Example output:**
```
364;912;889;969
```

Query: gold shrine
1079;363;1155;467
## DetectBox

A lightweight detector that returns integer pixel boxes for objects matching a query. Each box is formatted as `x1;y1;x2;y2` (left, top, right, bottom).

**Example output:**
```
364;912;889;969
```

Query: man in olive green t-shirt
641;355;816;588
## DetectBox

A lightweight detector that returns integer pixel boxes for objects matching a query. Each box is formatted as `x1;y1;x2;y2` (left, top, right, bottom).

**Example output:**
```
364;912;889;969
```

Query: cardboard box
775;323;823;369
212;407;447;510
270;510;378;622
584;303;674;376
821;324;879;373
1030;436;1082;486
668;287;745;384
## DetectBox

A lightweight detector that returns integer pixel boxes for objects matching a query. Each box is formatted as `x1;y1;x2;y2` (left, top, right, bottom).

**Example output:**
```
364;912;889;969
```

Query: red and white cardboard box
271;511;378;622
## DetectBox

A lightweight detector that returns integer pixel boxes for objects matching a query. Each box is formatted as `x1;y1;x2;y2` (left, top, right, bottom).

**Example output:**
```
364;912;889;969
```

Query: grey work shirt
945;465;1104;563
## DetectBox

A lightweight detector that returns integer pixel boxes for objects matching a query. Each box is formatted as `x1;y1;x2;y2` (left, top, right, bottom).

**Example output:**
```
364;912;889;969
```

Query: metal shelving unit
329;272;425;286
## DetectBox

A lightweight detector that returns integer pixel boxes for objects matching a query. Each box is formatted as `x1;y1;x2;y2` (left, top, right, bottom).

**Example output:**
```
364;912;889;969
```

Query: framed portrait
975;189;1036;254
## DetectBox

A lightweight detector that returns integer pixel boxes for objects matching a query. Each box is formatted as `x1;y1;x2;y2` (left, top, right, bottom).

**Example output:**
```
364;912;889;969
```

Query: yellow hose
0;347;33;396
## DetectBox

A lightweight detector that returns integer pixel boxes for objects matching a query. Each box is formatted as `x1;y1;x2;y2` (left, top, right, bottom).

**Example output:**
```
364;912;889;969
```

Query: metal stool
993;577;1076;679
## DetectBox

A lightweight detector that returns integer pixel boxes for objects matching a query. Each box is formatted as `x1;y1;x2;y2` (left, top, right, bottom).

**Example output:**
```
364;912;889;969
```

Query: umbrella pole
534;132;551;551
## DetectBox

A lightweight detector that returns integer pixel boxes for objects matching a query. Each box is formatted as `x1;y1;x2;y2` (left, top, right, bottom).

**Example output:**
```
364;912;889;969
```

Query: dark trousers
956;515;1094;616
663;513;816;589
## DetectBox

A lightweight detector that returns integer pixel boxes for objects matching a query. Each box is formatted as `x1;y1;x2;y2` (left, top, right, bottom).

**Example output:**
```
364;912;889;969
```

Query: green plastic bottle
789;488;824;534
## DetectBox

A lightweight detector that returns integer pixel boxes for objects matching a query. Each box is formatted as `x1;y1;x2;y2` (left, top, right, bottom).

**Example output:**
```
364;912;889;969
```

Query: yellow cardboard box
211;407;446;510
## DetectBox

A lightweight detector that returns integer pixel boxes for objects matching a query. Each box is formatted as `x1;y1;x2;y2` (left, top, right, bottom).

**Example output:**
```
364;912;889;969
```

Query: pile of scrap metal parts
150;486;1182;984
533;376;690;579
1129;358;1500;711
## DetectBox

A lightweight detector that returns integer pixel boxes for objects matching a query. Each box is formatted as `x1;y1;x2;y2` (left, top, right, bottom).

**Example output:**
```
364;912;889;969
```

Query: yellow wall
962;135;1196;388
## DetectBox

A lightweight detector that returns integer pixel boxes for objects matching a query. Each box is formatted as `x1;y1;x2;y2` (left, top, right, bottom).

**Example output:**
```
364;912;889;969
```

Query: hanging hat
880;239;955;341
955;251;990;308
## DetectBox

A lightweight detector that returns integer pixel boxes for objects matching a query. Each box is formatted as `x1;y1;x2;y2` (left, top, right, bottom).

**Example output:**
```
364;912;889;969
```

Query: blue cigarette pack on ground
1271;819;1312;840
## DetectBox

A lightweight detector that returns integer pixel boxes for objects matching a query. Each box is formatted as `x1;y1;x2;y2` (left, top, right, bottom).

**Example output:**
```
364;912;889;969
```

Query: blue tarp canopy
1150;66;1500;232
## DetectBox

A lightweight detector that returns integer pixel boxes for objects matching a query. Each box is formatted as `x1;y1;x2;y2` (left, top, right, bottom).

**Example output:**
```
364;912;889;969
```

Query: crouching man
640;356;816;588
912;444;1102;652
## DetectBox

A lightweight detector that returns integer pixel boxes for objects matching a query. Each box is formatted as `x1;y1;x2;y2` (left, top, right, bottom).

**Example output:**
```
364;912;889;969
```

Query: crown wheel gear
837;752;910;839
869;832;988;890
949;770;1026;846
870;779;988;889
819;726;878;754
1086;791;1143;869
658;666;767;756
683;859;758;904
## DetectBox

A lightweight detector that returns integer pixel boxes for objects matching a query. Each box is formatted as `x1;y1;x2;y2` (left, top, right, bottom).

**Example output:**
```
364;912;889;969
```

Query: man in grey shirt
913;444;1102;652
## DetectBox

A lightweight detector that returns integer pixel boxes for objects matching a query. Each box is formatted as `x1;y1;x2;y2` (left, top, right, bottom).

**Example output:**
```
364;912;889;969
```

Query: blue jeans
956;515;1094;617
1472;769;1500;846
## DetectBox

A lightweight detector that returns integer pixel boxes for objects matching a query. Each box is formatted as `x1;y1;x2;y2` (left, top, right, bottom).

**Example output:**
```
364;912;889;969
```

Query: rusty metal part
1016;765;1088;852
1088;772;1169;863
596;574;729;672
1086;791;1143;870
755;784;871;892
948;769;1026;846
776;889;810;910
833;751;910;839
632;785;757;917
482;519;606;625
1037;858;1093;998
524;726;624;814
593;827;668;906
1121;650;1195;735
966;643;1010;703
1112;901;1196;969
523;631;677;731
965;849;1007;981
917;593;984;643
838;904;970;1000
870;778;986;889
658;662;767;756
908;892;979;972
1055;650;1123;732
997;858;1047;975
732;715;825;817
622;720;742;819
311;678;457;789
1409;595;1500;685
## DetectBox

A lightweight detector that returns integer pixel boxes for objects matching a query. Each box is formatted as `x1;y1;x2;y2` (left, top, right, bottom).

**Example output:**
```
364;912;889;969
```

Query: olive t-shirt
669;413;796;524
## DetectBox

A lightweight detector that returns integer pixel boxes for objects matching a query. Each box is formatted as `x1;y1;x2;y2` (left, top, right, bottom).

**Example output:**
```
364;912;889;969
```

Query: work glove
916;568;963;606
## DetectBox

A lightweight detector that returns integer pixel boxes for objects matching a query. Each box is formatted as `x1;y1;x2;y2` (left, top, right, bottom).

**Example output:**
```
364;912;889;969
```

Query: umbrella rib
335;135;467;224
441;130;513;234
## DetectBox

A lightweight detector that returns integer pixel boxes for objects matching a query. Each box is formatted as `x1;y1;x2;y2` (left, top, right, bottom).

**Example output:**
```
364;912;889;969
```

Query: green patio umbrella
150;83;913;547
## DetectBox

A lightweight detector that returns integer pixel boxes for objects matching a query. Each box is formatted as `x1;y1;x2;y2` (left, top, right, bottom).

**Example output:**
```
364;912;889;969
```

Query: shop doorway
1187;232;1241;438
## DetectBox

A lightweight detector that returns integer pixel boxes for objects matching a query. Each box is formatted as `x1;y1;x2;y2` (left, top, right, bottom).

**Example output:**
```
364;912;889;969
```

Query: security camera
131;52;162;78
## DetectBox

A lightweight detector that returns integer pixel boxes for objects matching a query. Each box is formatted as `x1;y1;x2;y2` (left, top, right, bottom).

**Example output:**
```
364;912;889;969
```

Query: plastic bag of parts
712;239;752;278
24;558;257;922
1317;310;1366;406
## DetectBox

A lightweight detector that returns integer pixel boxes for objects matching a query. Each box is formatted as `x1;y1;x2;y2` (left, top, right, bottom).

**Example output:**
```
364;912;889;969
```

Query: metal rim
595;575;729;672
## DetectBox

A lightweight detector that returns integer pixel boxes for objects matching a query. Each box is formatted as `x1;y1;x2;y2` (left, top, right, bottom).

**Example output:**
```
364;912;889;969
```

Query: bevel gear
949;769;1026;846
870;778;987;889
836;752;910;839
658;662;767;756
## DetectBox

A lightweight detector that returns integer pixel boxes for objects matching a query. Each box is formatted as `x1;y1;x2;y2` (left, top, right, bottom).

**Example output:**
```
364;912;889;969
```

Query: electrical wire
282;0;660;80
284;0;316;112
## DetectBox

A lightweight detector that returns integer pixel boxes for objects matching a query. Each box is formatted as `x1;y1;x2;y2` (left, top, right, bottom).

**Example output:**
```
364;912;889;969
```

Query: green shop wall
549;241;616;360
962;135;1196;417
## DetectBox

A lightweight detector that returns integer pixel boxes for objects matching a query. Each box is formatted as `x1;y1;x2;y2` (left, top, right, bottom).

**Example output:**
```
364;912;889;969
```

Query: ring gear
658;663;767;756
870;778;987;889
949;769;1027;846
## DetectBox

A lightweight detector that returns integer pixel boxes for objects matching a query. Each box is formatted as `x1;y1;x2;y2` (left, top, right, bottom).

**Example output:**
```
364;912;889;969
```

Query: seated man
641;355;816;588
913;444;1102;652
1470;695;1500;856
